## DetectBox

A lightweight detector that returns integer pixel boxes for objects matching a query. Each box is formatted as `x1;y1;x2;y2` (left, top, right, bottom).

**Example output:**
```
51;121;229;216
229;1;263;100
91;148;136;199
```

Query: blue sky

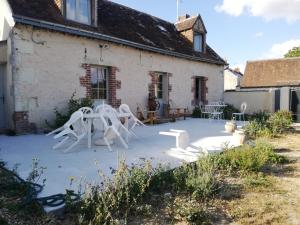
112;0;300;71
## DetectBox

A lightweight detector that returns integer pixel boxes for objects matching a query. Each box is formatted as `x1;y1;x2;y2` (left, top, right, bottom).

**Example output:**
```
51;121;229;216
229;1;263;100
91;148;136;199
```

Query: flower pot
225;121;237;133
233;130;246;145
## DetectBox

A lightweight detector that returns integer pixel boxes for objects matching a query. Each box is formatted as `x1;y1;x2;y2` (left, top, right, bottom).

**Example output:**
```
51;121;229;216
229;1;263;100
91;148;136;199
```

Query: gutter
13;15;225;65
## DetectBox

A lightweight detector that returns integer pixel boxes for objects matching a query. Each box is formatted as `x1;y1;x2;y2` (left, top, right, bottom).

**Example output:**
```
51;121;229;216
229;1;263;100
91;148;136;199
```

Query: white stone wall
224;70;240;91
224;90;274;114
0;0;15;41
11;25;224;129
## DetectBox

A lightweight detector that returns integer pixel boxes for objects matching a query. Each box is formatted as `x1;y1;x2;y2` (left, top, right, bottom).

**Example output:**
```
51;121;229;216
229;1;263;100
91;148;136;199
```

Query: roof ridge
247;57;300;63
104;0;176;25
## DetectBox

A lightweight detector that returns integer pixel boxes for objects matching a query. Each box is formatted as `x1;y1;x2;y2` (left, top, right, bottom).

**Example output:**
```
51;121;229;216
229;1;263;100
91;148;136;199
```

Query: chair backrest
119;104;137;119
240;102;247;113
94;103;112;113
79;107;93;114
102;108;122;128
66;111;86;135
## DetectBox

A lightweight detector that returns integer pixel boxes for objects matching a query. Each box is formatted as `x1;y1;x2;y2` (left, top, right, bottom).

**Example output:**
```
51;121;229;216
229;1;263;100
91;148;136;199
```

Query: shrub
223;104;240;120
78;160;154;224
244;120;272;139
268;110;293;135
46;92;93;129
192;107;202;118
172;156;220;199
244;111;293;139
186;156;220;199
218;141;284;174
250;111;270;123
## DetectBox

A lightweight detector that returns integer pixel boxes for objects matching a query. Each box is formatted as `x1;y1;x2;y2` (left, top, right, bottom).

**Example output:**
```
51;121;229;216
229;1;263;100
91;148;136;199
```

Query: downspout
9;28;17;130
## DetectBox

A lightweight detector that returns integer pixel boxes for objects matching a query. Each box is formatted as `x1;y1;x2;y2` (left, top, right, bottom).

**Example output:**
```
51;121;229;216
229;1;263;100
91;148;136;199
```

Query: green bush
250;111;270;123
218;141;283;174
78;160;154;224
192;107;202;118
244;120;272;139
244;110;293;139
223;104;240;120
46;92;93;129
186;156;220;199
268;110;293;135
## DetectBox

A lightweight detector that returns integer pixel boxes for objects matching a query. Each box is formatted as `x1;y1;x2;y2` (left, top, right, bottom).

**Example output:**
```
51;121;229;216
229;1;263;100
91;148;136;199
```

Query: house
224;58;300;121
0;0;226;133
224;67;243;91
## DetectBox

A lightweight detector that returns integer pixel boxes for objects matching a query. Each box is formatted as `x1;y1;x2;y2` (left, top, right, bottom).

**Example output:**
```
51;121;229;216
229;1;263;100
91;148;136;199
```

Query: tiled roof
7;0;225;65
175;16;198;32
241;58;300;88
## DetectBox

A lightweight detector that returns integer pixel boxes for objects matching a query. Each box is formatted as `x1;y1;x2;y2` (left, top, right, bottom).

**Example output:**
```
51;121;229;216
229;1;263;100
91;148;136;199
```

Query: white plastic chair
119;104;145;130
93;109;130;151
79;107;93;114
46;107;93;136
53;111;87;152
232;102;247;121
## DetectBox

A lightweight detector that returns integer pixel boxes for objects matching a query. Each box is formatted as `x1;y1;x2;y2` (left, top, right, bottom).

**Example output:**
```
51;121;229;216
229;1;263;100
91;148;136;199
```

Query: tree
284;46;300;58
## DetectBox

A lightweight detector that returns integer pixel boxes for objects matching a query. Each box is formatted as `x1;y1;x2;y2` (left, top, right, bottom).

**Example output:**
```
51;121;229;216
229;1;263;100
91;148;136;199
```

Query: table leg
88;118;92;148
124;117;129;142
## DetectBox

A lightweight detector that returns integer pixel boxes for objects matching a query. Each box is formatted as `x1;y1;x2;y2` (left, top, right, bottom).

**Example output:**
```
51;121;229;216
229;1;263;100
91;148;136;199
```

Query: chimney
178;14;190;21
234;67;241;73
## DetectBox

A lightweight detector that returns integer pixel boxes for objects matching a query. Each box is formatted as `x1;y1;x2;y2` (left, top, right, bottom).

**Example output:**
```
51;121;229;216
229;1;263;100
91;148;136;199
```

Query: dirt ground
225;132;300;225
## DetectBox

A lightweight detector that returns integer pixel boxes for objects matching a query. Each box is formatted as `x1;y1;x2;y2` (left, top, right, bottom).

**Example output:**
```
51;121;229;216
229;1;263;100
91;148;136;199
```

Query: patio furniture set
201;102;227;120
46;104;145;153
201;102;247;121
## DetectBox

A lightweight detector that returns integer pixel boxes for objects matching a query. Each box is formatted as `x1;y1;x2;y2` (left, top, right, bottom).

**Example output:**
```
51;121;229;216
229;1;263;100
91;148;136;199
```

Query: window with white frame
66;0;91;24
194;33;203;52
91;66;109;100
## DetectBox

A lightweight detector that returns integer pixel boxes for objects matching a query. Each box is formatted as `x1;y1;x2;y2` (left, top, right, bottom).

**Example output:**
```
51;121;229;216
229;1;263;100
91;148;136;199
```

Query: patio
0;118;241;202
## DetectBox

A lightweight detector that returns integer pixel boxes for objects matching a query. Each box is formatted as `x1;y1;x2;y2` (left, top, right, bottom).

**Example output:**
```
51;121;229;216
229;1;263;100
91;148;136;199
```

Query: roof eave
13;15;226;65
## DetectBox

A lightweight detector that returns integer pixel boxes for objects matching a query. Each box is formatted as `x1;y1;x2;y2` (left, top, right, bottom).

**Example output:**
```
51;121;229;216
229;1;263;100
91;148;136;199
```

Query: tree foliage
284;46;300;58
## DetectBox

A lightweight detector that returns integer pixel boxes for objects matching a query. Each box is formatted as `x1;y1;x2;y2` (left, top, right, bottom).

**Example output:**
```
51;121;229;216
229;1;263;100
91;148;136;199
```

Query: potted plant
233;129;246;145
225;117;237;133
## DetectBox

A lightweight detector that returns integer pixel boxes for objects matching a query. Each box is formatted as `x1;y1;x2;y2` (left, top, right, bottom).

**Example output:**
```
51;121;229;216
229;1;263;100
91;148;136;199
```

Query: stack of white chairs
94;107;130;151
47;103;142;152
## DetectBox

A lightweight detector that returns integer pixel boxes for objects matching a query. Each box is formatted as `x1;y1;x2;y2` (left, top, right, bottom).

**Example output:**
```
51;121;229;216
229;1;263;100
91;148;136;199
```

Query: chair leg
63;139;80;153
53;136;69;149
104;137;113;152
118;135;129;149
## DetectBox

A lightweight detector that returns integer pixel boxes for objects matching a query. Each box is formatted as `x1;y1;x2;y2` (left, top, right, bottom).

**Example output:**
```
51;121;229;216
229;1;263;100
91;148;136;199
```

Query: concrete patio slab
0;119;240;202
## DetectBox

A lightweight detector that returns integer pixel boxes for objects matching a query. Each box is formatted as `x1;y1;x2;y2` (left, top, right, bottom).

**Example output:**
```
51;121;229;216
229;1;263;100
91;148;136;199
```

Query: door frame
0;64;6;129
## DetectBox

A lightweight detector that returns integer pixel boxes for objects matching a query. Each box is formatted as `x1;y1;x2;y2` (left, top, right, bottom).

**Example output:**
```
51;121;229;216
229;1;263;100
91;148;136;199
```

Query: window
156;74;163;99
194;33;203;52
66;0;91;24
91;66;108;100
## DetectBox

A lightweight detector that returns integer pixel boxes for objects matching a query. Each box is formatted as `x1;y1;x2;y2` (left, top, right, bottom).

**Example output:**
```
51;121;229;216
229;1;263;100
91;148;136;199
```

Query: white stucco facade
224;69;242;91
4;25;224;131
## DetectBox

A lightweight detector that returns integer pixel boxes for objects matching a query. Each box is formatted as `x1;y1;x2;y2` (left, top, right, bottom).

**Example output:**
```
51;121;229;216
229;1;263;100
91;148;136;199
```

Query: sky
112;0;300;72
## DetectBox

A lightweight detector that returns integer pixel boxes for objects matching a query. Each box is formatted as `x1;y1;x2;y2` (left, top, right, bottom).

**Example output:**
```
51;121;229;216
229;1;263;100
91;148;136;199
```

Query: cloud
215;0;300;23
255;32;263;38
263;39;300;58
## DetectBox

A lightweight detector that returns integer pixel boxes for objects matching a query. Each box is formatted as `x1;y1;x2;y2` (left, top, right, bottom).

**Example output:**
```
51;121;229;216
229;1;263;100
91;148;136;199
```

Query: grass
1;132;299;225
0;162;61;225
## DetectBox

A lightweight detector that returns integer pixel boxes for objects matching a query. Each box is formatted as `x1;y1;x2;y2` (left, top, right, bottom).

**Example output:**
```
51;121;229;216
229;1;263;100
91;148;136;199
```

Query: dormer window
66;0;91;24
194;33;203;52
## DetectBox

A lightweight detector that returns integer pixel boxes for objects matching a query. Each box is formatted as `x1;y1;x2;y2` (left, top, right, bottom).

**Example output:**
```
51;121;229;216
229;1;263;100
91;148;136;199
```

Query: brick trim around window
148;71;172;98
80;64;121;108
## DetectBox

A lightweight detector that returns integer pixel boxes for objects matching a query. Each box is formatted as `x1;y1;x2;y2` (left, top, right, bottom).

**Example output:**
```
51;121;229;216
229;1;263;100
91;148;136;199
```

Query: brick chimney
178;14;191;21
